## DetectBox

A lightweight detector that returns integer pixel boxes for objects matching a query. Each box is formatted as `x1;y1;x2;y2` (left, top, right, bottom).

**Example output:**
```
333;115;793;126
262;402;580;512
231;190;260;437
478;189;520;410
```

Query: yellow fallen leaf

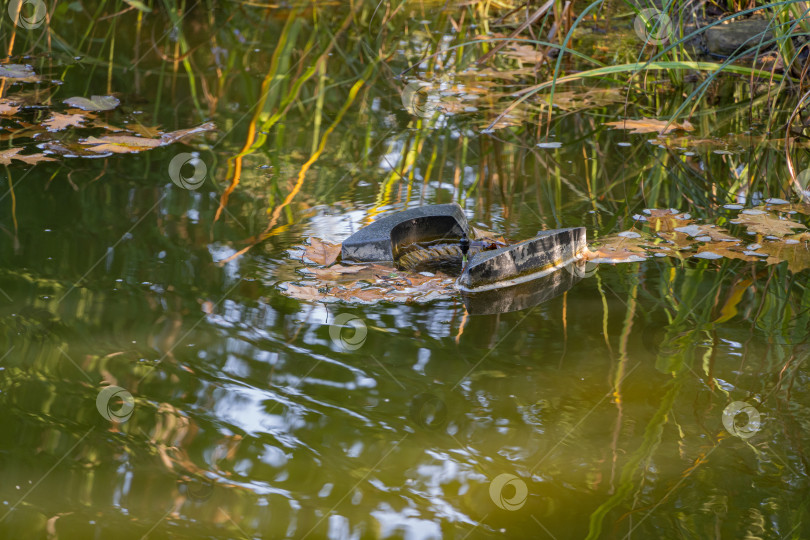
42;112;85;132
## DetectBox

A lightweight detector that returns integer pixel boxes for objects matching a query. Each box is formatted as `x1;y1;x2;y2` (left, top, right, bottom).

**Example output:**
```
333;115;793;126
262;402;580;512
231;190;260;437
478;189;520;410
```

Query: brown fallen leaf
0;64;36;80
585;233;649;262
91;119;126;132
283;284;327;302
694;243;760;262
730;210;806;237
604;118;694;134
471;226;506;244
0;147;56;166
80;134;163;153
342;287;389;302
308;264;365;279
80;122;216;153
128;123;163;138
303;238;342;266
655;230;698;250
641;209;694;234
759;235;810;273
0;123;43;141
42;112;85;132
63;95;120;111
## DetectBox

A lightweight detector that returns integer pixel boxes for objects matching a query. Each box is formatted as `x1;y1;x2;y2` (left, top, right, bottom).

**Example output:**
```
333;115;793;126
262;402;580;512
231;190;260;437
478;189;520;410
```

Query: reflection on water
0;2;809;539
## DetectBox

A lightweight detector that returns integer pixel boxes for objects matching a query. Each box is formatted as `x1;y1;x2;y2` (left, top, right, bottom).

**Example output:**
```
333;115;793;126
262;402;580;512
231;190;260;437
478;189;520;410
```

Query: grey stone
462;262;582;315
705;19;773;56
457;228;586;291
341;203;468;263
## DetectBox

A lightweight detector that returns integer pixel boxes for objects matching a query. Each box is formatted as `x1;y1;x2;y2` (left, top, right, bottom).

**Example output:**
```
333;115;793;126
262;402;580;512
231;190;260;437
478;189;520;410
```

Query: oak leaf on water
730;210;806;237
0;148;55;166
303;238;342;266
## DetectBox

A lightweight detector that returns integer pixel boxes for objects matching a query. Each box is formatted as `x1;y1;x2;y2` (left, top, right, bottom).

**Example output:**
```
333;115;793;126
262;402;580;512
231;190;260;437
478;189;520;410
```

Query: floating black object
341;203;468;263
457;227;586;291
341;204;587;293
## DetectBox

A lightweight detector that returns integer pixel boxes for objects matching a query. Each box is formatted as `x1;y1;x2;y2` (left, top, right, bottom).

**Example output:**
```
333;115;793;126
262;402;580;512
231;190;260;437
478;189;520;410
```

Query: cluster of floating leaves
0;64;214;164
283;204;810;304
283;238;458;304
591;204;810;272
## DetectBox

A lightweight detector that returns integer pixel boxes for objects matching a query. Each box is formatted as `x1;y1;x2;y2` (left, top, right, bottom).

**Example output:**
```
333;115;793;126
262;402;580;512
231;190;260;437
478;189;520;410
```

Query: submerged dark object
458;228;586;291
462;261;583;315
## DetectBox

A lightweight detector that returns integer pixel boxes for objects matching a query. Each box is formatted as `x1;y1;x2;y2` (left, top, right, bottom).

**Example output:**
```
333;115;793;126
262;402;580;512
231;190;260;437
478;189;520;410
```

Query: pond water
1;2;809;539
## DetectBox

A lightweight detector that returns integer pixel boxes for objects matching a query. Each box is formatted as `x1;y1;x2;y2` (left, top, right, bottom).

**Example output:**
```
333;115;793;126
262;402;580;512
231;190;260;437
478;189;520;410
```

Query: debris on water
694;251;724;259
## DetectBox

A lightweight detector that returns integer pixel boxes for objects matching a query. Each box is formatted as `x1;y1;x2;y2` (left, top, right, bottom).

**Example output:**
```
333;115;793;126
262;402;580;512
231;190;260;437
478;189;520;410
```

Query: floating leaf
673;223;737;242
604;118;694;134
0;148;56;166
128;123;163;138
63;95;120;111
471;226;506;245
303;238;342;266
730;210;806;237
42;112;85;132
80;134;162;153
760;235;810;273
79;122;215;154
284;284;327;302
694;243;760;263
0;100;19;116
585;235;649;262
307;264;366;279
0;64;36;79
642;208;693;232
92;119;126;132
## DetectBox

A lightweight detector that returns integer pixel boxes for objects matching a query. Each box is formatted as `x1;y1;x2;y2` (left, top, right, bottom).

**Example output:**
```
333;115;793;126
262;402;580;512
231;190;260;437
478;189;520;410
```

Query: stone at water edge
457;228;587;291
341;203;469;263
